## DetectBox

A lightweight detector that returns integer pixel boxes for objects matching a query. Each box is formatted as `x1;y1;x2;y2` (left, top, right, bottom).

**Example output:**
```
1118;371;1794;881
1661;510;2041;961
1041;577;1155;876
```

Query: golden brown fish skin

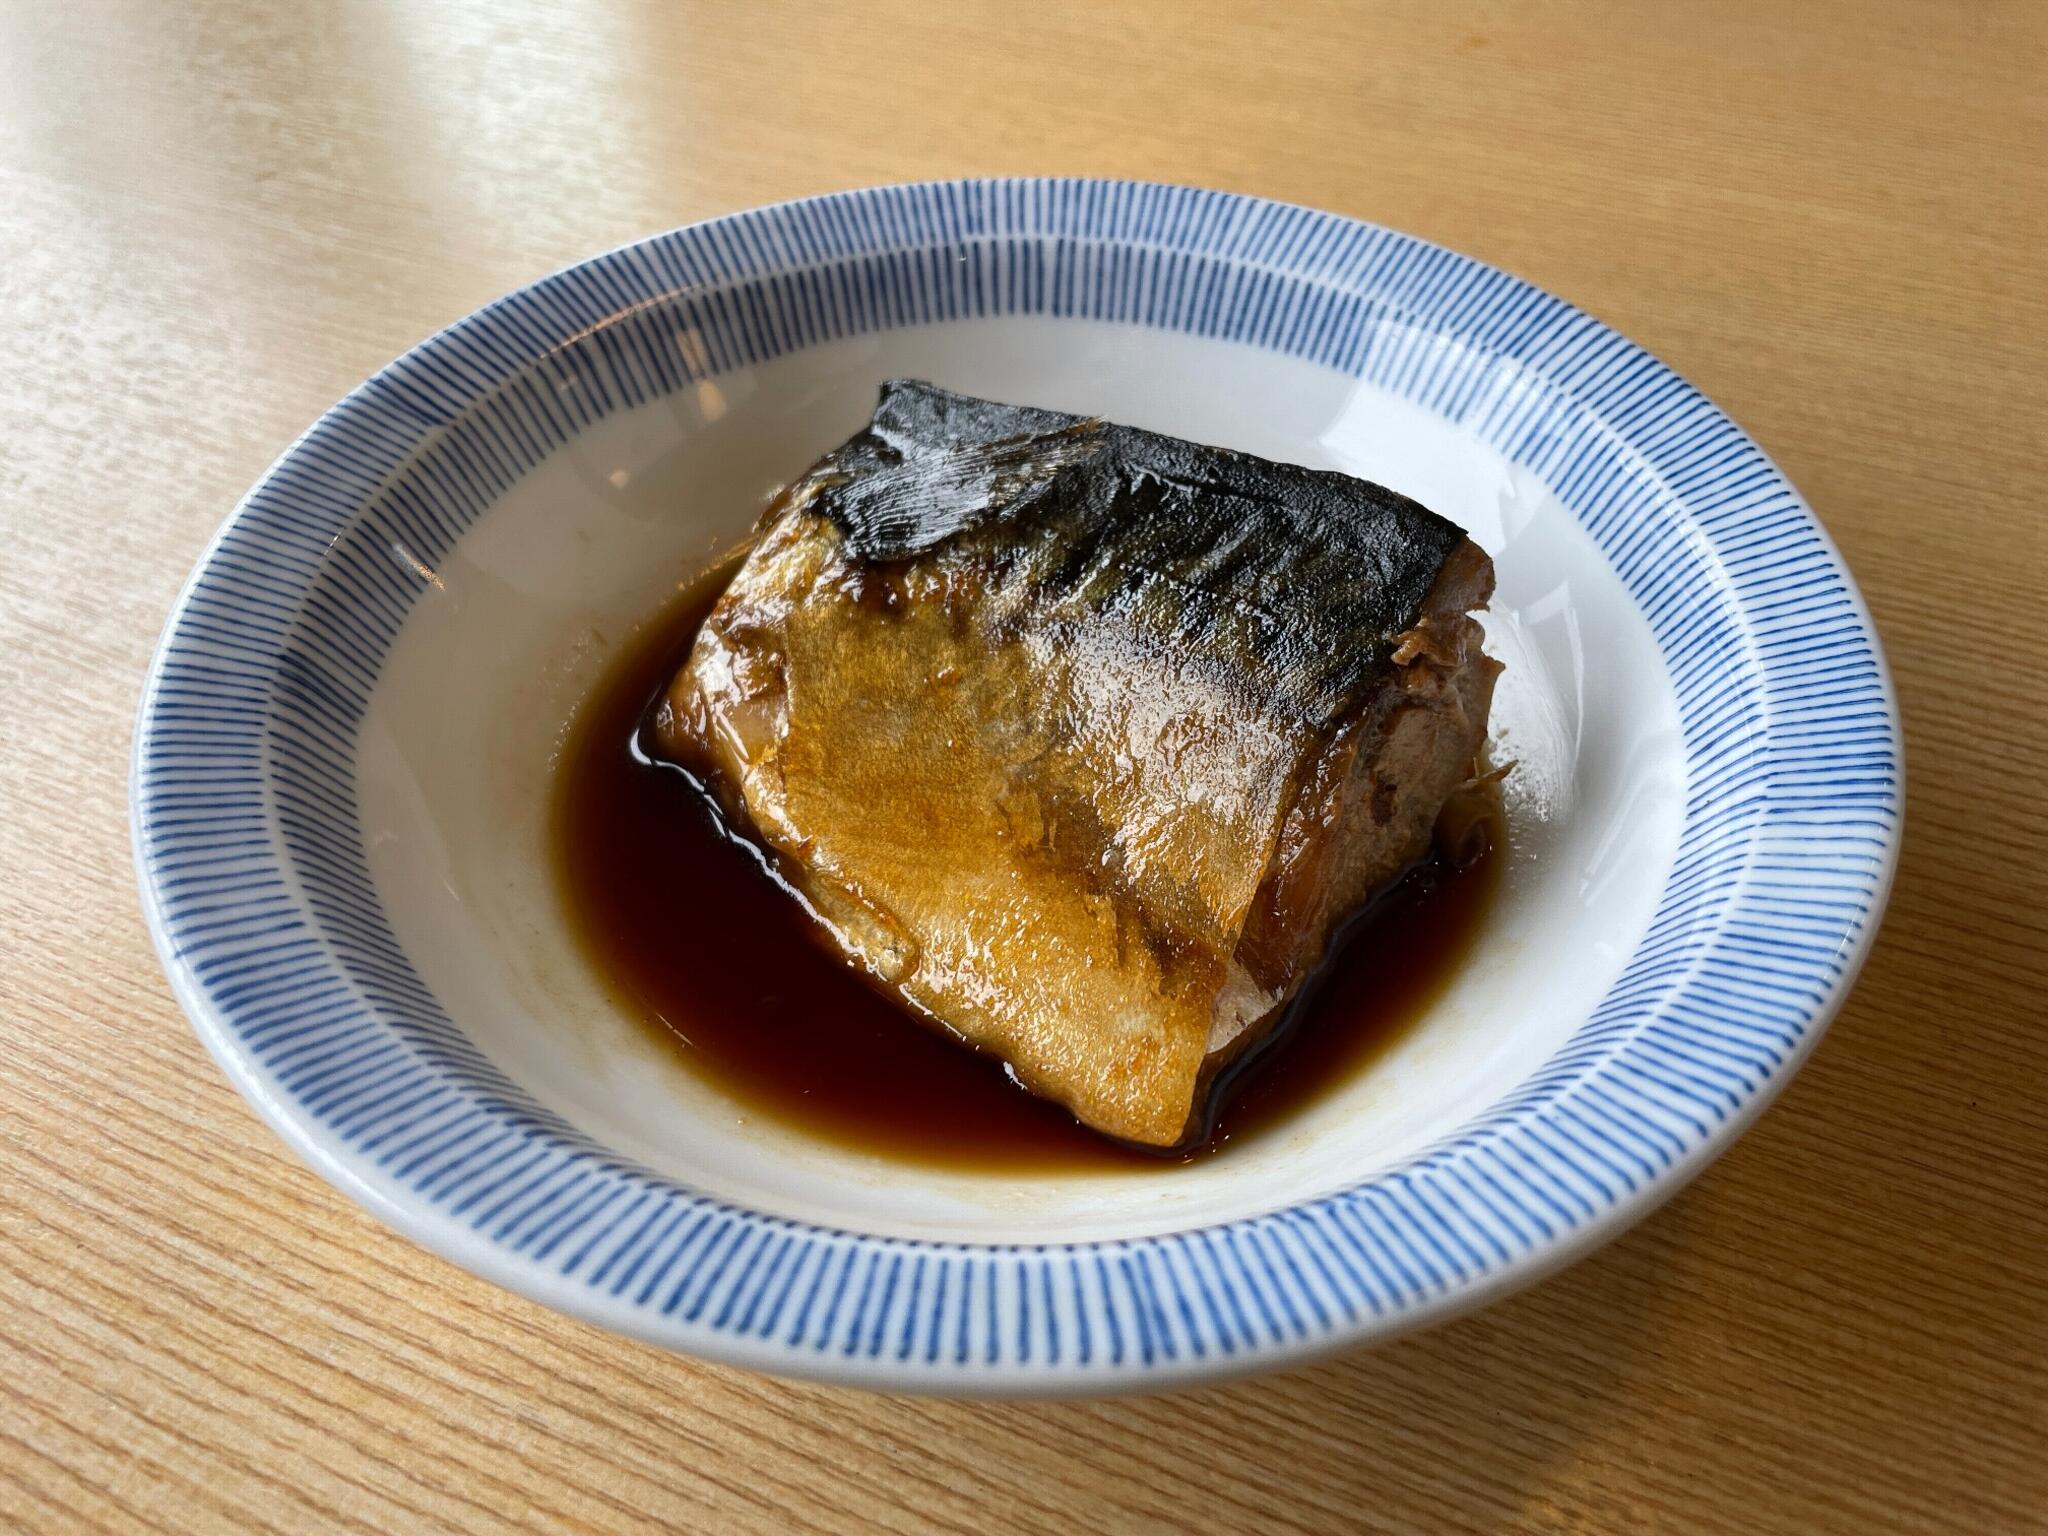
655;383;1498;1150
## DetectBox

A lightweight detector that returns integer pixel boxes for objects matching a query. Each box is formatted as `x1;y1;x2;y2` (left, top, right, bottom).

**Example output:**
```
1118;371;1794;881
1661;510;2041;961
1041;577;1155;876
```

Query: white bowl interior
356;319;1684;1244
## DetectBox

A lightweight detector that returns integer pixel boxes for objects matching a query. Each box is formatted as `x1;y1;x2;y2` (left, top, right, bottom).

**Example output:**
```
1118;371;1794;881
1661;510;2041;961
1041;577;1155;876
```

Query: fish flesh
653;380;1500;1150
655;382;1499;1148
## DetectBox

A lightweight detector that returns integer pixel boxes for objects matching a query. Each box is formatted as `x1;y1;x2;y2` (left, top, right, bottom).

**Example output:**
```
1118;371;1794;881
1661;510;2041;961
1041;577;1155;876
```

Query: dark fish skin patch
802;380;1465;732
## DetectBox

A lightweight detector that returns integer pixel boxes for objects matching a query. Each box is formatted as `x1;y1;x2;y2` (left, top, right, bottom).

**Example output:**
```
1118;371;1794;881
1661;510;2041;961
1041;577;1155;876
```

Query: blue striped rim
133;179;1900;1389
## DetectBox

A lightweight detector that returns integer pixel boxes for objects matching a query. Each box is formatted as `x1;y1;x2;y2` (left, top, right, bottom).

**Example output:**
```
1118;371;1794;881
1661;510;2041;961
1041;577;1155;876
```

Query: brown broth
550;573;1500;1171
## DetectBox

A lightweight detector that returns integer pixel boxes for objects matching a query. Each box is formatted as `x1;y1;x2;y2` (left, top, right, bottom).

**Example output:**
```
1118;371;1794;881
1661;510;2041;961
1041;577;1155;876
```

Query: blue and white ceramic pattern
133;180;1900;1394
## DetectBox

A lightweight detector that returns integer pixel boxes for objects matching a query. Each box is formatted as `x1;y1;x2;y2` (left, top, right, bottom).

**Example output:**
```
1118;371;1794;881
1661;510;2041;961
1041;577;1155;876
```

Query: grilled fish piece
654;381;1499;1150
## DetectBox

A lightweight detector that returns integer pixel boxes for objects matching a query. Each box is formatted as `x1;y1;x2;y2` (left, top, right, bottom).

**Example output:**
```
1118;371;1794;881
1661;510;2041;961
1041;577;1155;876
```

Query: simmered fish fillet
654;381;1500;1150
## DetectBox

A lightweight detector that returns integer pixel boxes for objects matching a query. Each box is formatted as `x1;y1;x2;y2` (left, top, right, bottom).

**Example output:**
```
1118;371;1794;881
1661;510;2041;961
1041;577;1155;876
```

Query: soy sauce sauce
551;573;1499;1171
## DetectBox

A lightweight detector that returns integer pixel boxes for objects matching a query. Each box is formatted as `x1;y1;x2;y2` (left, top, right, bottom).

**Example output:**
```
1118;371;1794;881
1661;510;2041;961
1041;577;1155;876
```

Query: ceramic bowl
134;180;1900;1393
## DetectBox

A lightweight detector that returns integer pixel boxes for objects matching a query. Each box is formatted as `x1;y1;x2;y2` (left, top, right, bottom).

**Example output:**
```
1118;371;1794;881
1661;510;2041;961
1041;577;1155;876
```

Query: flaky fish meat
653;380;1500;1150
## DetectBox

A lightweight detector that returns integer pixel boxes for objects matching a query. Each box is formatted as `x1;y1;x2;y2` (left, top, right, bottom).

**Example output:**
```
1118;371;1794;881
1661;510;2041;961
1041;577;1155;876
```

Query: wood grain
3;1;2044;1530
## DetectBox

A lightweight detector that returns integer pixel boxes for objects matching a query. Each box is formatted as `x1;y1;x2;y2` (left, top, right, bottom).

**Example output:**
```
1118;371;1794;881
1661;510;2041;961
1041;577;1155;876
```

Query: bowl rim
133;177;1902;1394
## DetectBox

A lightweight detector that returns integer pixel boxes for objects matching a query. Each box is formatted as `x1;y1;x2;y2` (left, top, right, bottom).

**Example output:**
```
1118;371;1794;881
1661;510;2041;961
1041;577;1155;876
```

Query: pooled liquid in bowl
551;572;1500;1172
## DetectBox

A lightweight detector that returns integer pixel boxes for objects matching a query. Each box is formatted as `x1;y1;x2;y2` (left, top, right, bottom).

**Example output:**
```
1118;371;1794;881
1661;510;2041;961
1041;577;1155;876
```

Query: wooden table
4;2;2043;1530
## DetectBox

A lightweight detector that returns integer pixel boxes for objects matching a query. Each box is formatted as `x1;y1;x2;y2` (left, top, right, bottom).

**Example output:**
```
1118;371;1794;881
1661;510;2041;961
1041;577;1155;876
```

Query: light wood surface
4;2;2045;1531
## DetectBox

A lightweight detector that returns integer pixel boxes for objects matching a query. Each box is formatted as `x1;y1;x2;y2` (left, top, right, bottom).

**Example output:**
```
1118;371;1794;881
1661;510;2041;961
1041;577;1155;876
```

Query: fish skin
656;381;1494;1150
807;380;1467;733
